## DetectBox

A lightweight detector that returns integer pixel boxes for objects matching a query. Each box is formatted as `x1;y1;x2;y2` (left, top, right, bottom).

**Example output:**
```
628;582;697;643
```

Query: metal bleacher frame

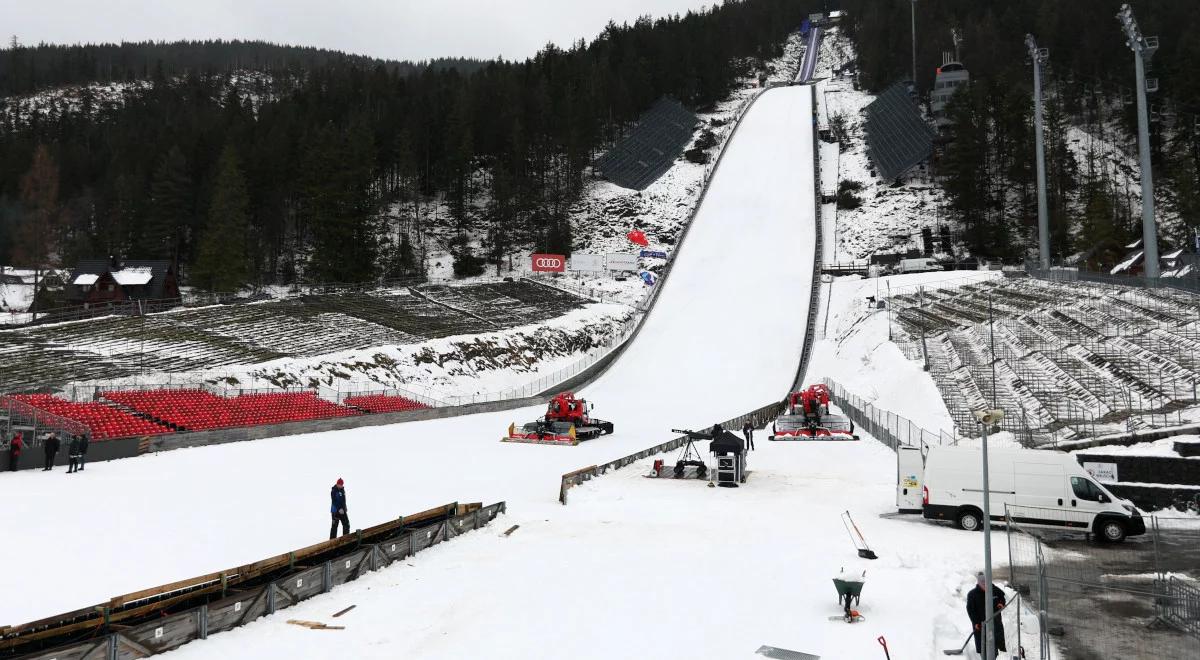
594;97;699;191
890;274;1200;445
863;82;935;181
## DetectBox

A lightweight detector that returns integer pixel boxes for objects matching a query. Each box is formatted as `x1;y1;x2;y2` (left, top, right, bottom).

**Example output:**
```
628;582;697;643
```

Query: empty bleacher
892;275;1200;445
343;393;430;414
102;389;360;431
6;394;172;440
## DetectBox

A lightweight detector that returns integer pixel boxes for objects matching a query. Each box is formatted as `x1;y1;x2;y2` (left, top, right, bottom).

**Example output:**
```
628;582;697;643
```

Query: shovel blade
858;549;878;560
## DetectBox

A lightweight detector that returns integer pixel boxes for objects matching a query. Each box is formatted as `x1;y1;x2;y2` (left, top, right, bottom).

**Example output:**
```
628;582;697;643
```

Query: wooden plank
331;605;356;618
503;525;520;537
561;465;598;480
115;632;155;658
109;571;225;608
286;619;345;633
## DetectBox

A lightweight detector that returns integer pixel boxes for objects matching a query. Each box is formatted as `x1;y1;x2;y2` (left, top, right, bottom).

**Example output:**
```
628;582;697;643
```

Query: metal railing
822;378;957;449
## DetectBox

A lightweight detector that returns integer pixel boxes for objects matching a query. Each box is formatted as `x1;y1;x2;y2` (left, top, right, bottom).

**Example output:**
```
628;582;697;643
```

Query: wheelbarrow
835;571;864;614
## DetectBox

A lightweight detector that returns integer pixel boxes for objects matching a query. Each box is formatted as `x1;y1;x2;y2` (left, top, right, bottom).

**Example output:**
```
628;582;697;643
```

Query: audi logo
535;258;563;268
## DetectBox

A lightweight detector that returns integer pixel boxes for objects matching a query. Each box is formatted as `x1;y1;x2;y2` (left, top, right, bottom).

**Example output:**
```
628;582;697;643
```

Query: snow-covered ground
65;301;636;402
1072;436;1200;460
162;428;1037;660
807;271;1001;434
0;83;816;628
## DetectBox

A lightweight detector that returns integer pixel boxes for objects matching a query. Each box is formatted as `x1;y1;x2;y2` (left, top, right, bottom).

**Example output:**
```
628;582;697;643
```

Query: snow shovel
841;510;878;560
942;633;972;655
877;636;891;660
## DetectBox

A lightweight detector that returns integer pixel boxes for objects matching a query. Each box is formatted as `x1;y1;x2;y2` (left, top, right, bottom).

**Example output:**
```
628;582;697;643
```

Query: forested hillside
0;39;483;96
841;0;1200;266
0;0;811;292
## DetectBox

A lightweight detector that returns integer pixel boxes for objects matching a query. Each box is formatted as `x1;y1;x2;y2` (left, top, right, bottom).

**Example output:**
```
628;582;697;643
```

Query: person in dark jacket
7;432;22;471
741;420;755;451
77;434;89;471
67;435;82;473
42;432;61;471
967;572;1007;657
330;478;349;539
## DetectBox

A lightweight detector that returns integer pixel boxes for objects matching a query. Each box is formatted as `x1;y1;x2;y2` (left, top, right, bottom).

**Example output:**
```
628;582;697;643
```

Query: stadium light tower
910;0;918;87
1025;35;1050;270
1117;4;1161;278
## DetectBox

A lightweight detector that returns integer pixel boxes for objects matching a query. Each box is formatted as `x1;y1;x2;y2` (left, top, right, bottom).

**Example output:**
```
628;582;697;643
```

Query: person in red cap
329;478;349;539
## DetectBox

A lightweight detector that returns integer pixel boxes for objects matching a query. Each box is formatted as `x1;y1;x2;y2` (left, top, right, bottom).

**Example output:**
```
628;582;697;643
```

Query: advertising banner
606;253;638;272
1082;462;1118;484
569;253;604;272
639;250;668;259
531;253;566;273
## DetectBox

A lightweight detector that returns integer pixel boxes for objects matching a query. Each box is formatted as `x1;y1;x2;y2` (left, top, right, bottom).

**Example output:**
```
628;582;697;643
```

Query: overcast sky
9;0;722;62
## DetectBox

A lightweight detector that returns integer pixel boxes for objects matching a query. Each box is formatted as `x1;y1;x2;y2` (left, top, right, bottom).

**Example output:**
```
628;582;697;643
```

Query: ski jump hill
0;85;819;640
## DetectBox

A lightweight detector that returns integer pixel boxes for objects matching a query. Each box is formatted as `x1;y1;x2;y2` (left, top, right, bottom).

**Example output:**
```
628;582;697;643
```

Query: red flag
626;230;649;247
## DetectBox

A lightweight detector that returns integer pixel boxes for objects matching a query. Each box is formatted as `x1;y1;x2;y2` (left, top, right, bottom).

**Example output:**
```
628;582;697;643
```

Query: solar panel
595;97;698;191
864;82;935;180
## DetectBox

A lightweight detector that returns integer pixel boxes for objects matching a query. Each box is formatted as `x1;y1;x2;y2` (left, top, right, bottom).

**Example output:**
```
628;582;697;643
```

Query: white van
897;445;1145;542
897;257;942;274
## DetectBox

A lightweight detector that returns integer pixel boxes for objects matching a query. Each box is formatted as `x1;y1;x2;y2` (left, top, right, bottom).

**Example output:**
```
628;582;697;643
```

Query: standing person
77;433;89;471
67;435;82;474
7;432;23;471
42;432;61;471
966;572;1007;658
742;420;755;451
329;478;349;539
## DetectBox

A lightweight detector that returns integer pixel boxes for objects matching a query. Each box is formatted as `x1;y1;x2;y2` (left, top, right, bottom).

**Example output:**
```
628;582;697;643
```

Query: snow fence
558;399;787;504
1;501;505;659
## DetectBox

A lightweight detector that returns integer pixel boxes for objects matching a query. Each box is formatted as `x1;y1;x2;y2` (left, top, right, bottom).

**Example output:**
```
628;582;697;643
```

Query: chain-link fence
1006;508;1200;659
822;378;957;449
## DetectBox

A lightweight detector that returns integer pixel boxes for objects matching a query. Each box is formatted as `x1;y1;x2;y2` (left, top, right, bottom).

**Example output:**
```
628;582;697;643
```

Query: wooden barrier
2;501;506;659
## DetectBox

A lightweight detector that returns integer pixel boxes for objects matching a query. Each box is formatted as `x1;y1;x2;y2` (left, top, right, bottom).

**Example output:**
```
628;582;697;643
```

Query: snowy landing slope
0;86;816;626
162;427;1015;660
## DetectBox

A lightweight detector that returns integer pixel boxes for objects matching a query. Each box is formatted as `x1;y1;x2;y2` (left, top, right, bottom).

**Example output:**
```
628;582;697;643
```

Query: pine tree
16;144;61;319
141;146;193;263
193;145;252;291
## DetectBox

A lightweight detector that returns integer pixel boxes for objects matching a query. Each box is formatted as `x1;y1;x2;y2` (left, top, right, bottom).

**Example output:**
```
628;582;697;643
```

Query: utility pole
1117;4;1161;278
910;0;918;87
1026;35;1051;271
975;408;1003;660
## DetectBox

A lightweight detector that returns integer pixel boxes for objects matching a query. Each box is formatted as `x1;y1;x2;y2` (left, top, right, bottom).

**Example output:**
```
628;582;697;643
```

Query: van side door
1011;462;1073;529
1068;476;1114;525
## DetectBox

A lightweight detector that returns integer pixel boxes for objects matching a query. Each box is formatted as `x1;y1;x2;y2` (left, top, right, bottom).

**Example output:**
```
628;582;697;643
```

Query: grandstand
0;281;586;393
890;275;1200;445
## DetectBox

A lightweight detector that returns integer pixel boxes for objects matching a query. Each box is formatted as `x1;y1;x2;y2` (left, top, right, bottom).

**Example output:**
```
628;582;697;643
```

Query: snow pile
1072;436;1200;460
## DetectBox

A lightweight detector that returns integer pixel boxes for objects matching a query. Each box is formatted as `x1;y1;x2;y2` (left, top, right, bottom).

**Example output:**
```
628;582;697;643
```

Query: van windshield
1070;476;1106;502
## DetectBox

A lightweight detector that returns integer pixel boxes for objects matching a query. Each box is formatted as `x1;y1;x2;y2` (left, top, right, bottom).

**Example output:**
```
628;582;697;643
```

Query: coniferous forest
0;1;811;290
841;0;1200;266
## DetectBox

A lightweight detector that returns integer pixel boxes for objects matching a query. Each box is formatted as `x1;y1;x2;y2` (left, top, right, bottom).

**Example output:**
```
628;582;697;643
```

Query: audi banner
531;253;566;273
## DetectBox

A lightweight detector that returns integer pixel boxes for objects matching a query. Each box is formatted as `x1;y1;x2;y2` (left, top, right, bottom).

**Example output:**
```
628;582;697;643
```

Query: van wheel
1098;519;1127;543
956;508;983;532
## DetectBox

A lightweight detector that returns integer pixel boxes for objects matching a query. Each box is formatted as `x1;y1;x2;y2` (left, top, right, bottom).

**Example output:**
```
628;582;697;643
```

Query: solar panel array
595;97;698;191
864;82;935;180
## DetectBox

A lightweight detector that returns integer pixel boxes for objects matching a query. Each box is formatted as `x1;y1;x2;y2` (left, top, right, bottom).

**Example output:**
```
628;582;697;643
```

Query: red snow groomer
503;392;615;446
769;384;858;441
